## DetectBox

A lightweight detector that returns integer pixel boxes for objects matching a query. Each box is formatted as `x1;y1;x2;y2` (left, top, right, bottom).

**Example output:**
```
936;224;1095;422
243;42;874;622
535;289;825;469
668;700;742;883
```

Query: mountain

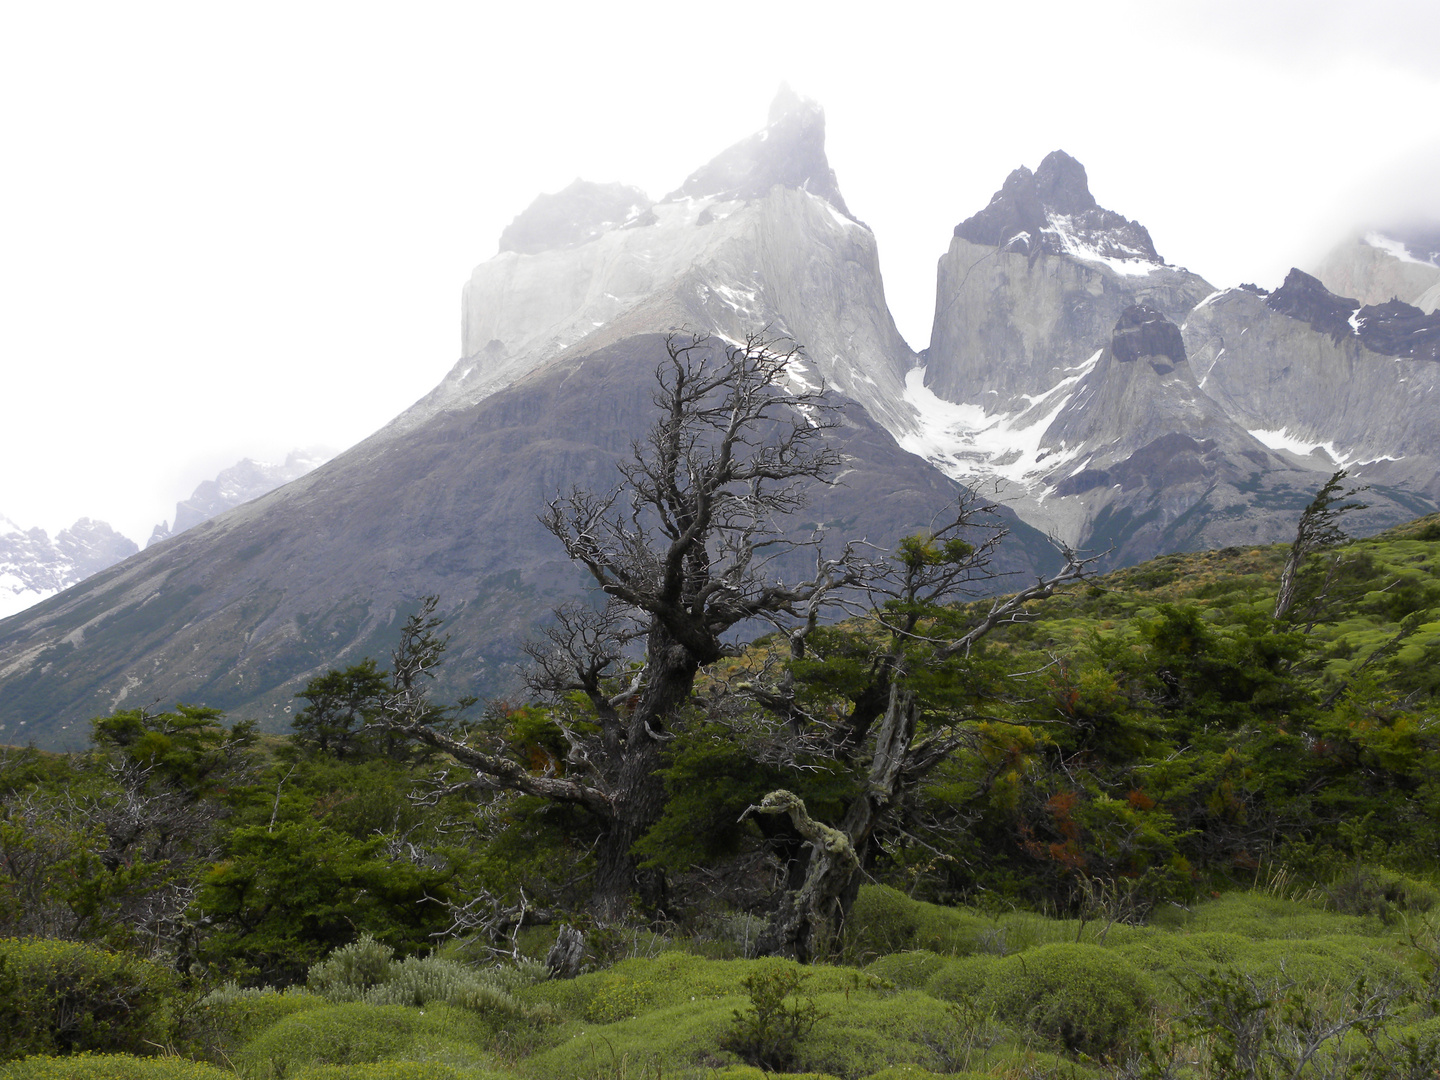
1312;227;1440;314
1183;273;1440;503
2;94;1436;750
0;90;1051;748
147;449;332;547
896;152;1430;554
0;517;137;621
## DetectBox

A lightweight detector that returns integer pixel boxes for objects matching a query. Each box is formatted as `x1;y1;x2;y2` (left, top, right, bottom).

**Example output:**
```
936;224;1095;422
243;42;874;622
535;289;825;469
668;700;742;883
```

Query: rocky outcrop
954;150;1160;265
425;87;914;440
1265;269;1440;361
498;181;653;256
1025;306;1334;560
665;84;851;215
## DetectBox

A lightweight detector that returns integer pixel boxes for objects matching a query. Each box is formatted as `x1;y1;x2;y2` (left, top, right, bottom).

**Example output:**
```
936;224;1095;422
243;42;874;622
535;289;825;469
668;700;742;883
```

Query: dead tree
385;332;864;920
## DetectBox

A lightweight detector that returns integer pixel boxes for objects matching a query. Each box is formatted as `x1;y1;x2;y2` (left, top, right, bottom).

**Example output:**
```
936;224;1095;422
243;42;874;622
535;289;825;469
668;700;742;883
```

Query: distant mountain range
0;449;329;621
2;88;1436;749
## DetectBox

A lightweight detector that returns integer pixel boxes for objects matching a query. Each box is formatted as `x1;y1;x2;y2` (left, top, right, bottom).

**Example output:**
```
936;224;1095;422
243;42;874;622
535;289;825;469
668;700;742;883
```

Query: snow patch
897;359;1096;492
1246;427;1399;469
806;190;862;232
712;283;759;314
1365;231;1439;268
1043;213;1164;276
1191;289;1227;313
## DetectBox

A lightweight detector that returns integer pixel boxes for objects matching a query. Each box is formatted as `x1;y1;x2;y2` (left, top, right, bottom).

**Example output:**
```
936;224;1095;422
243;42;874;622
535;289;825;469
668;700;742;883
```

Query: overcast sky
2;0;1437;543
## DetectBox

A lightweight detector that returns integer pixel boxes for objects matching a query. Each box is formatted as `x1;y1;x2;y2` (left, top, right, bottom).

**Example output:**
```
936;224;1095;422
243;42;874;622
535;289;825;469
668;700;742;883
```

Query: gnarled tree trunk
750;684;918;961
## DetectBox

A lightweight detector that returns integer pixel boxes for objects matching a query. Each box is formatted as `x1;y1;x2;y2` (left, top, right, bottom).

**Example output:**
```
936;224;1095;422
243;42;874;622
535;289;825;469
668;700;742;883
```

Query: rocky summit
1;90;1437;748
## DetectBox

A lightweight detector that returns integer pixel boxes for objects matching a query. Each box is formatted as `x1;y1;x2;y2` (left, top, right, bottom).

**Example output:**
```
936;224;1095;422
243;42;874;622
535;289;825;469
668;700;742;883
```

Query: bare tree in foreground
382;331;1094;935
384;332;864;918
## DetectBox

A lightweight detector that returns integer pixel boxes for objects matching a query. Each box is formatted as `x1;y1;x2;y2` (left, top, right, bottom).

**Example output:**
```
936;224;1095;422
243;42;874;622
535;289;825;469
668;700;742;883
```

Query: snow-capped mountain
0;516;137;620
1;90;1436;748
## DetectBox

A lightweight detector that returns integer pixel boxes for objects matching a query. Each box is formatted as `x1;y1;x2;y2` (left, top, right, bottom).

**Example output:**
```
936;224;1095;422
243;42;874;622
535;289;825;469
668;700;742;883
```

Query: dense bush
0;939;181;1060
718;965;825;1071
190;983;325;1062
860;949;948;989
981;941;1152;1059
306;935;548;1021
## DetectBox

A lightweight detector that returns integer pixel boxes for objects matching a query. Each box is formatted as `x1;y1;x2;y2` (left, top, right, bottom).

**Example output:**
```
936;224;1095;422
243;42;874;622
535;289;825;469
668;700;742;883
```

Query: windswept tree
1273;469;1367;625
383;333;864;917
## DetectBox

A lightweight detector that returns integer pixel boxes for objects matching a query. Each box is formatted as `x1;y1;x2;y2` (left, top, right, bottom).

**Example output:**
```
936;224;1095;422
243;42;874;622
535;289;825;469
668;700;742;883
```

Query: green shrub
308;933;396;997
1323;866;1439;921
306;938;548;1023
190;985;325;1061
288;1064;509;1080
861;1069;990;1080
0;1054;233;1079
718;965;825;1072
518;952;879;1025
923;955;1002;1003
862;950;948;989
982;942;1152;1059
846;886;925;957
1186;892;1387;939
236;1003;483;1078
0;939;180;1060
522;956;957;1078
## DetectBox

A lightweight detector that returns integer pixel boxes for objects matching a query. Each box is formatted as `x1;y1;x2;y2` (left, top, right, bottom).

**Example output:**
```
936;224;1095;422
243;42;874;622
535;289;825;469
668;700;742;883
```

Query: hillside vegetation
3;510;1440;1078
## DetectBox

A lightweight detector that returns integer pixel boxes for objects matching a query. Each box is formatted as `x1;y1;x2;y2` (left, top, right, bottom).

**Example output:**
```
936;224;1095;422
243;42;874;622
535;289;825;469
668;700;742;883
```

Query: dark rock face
665;86;851;216
1111;304;1187;371
1266;268;1359;340
1354;299;1440;362
953;150;1160;263
1267;268;1440;361
498;180;653;256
